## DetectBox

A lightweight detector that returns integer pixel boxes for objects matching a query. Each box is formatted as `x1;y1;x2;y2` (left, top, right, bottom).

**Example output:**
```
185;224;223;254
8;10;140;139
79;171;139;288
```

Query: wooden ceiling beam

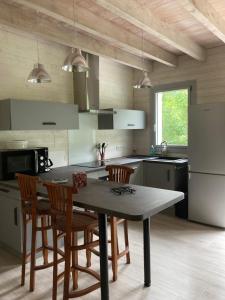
180;0;225;43
12;0;176;67
95;0;206;61
0;1;152;71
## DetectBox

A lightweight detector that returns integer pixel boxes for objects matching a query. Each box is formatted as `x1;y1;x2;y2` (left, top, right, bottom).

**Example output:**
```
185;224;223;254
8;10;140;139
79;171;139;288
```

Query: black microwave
0;147;53;180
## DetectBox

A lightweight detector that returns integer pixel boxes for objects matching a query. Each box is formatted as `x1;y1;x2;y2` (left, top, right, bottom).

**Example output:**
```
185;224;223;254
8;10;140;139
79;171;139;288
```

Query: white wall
0;29;73;167
0;29;135;166
133;45;225;154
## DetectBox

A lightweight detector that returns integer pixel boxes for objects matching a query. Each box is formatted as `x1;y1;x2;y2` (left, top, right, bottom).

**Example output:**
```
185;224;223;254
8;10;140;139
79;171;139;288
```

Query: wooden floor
1;214;225;300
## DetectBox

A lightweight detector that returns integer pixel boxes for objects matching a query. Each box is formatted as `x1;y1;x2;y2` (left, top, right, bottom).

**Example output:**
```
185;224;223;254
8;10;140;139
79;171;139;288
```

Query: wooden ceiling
1;0;225;70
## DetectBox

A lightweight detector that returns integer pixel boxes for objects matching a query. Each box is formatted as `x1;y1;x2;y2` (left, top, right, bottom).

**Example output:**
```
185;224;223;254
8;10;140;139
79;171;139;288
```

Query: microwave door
3;150;36;179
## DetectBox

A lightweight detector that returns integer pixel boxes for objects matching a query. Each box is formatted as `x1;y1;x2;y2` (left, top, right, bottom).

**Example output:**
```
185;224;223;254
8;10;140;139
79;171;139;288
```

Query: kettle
160;141;168;155
45;158;53;171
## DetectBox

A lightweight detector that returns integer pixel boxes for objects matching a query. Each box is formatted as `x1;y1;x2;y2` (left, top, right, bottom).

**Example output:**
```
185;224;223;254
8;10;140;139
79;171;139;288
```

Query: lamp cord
36;10;40;64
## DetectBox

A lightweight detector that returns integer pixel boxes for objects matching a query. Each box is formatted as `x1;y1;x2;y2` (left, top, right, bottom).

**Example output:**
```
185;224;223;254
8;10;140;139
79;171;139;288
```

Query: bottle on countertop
149;145;156;156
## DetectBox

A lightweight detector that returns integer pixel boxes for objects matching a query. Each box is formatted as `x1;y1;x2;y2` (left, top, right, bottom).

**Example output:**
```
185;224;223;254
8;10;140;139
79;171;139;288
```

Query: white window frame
151;81;196;154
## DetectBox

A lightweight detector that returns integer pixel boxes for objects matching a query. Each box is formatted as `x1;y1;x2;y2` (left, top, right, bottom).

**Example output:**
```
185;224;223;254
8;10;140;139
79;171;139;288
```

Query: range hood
73;54;146;130
73;54;111;114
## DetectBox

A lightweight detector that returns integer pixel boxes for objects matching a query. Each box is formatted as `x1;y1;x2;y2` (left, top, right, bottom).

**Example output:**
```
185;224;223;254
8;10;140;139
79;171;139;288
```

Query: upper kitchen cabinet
0;99;79;130
98;108;146;129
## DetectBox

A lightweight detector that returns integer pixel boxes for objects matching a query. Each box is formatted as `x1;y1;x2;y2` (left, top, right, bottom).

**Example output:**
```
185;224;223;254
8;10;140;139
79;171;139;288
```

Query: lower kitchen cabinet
126;162;143;185
0;185;54;257
143;163;176;189
0;187;21;253
143;161;188;218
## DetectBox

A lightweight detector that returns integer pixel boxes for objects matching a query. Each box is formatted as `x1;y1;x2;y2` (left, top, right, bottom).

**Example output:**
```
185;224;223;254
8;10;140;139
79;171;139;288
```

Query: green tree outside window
157;89;188;146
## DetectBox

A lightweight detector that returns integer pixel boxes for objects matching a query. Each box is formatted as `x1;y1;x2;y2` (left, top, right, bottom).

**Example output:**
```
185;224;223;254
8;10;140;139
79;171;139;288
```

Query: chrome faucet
160;140;168;155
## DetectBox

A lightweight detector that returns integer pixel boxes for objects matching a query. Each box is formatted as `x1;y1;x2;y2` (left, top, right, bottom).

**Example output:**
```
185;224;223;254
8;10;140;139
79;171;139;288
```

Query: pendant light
27;62;51;83
133;71;152;89
133;31;152;89
62;48;89;72
27;46;51;83
62;0;89;72
27;12;51;84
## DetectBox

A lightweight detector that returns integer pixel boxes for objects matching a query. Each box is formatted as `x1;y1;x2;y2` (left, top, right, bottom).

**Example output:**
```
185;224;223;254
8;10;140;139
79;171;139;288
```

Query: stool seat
24;199;50;215
55;210;98;232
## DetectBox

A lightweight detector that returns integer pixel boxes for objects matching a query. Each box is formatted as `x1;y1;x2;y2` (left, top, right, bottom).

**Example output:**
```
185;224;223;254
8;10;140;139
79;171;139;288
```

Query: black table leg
98;213;109;300
143;218;151;287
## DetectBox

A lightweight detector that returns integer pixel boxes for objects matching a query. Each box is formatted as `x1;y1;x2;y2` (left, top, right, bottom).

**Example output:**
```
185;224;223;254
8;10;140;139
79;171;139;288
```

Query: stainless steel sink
126;155;187;162
155;156;181;160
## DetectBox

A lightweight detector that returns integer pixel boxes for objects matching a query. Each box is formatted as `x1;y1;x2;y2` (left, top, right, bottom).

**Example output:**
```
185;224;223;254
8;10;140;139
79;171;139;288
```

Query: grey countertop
0;156;188;191
42;156;188;177
0;157;143;190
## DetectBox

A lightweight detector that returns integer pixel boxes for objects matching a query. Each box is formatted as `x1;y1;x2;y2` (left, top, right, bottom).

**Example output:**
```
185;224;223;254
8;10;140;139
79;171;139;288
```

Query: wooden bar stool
44;182;100;300
16;173;60;292
90;165;134;281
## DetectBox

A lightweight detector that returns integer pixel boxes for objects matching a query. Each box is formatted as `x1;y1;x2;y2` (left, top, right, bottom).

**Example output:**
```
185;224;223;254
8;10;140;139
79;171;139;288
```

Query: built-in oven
0;147;53;180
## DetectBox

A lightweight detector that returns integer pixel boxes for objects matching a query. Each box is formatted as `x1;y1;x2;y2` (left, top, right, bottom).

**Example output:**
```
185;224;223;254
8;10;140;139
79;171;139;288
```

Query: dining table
70;178;184;300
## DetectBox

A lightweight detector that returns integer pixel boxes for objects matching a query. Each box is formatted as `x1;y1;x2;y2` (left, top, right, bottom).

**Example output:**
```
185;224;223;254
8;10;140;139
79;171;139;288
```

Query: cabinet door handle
167;169;170;182
14;207;18;226
127;124;135;126
42;122;56;126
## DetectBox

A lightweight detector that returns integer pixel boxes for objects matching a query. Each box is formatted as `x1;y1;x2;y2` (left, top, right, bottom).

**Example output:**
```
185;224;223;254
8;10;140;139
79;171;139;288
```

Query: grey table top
73;179;184;221
0;175;184;220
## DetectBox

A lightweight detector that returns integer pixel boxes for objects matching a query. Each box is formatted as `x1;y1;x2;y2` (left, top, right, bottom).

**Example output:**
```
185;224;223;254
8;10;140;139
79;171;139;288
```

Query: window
155;88;189;146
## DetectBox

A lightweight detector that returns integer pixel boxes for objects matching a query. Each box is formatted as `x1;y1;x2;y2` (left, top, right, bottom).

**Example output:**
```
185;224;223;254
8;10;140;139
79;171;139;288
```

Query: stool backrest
16;173;38;210
105;165;134;184
43;182;73;232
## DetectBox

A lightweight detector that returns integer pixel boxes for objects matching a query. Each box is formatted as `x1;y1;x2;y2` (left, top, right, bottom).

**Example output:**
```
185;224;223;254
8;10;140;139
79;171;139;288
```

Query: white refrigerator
189;102;225;228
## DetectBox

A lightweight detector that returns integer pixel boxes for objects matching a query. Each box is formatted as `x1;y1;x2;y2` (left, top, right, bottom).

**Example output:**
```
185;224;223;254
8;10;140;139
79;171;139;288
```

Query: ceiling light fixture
27;41;51;83
62;0;89;72
62;48;89;72
133;31;152;89
27;12;51;84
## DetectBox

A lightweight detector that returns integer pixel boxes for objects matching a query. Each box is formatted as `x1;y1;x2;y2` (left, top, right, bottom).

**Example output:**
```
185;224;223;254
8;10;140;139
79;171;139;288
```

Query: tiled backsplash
0;130;68;167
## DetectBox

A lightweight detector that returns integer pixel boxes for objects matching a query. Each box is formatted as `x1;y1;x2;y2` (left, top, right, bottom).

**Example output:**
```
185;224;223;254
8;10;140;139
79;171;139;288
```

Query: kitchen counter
143;158;188;165
0;156;188;190
0;157;142;190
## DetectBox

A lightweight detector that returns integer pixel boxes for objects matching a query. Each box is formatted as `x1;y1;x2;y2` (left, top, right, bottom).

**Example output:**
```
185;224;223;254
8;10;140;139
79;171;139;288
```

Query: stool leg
86;230;93;268
30;215;37;292
63;235;71;300
110;217;118;282
52;228;58;300
21;213;27;286
86;230;92;268
41;216;48;265
124;220;130;264
71;232;78;290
